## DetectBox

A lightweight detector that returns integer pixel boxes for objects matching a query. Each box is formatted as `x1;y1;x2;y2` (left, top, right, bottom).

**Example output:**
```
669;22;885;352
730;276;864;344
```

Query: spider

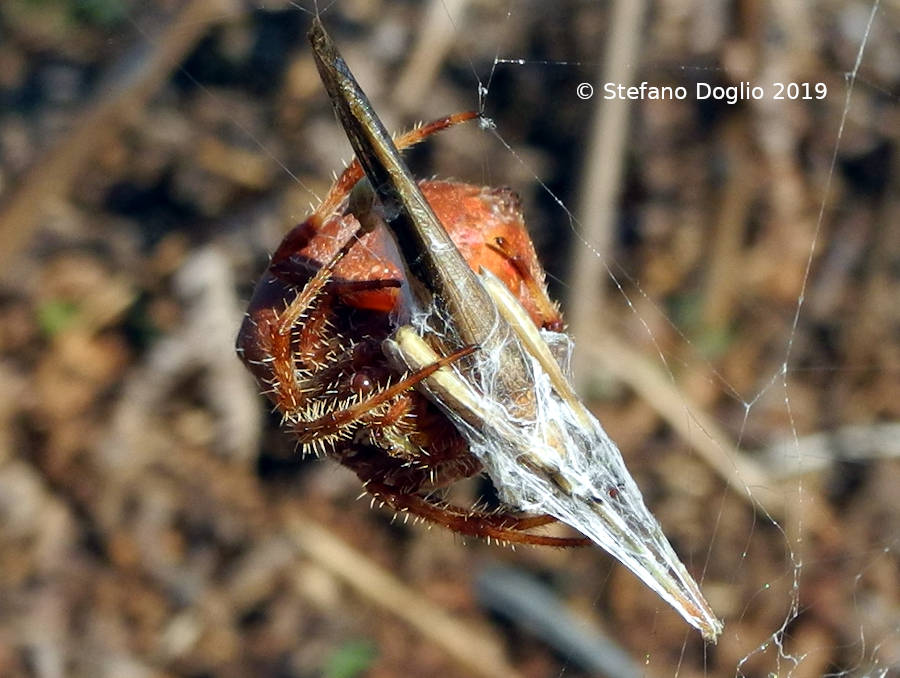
237;107;588;546
237;18;722;641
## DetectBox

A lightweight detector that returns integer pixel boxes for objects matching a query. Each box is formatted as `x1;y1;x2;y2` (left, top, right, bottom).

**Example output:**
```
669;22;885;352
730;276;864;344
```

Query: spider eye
351;372;375;394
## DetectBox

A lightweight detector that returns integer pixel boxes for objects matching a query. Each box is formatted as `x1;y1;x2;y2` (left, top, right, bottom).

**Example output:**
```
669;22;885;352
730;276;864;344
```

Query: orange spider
236;110;587;546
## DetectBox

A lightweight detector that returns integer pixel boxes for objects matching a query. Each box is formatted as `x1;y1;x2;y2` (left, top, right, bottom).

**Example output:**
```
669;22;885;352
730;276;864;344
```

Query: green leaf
322;639;378;678
37;300;80;337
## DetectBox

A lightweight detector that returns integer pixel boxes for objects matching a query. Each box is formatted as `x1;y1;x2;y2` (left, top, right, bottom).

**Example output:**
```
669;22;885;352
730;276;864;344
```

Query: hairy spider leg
293;344;477;442
275;223;369;336
259;228;365;415
307;111;480;231
365;481;591;547
265;219;475;436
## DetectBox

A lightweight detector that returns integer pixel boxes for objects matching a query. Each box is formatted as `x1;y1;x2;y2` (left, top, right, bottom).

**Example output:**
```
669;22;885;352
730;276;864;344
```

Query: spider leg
251;224;371;415
310;112;479;229
268;112;479;298
293;343;477;442
365;481;590;547
275;225;367;335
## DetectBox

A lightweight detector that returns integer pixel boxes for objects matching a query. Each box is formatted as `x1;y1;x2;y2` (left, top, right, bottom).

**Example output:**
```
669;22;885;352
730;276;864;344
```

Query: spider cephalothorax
237;18;722;642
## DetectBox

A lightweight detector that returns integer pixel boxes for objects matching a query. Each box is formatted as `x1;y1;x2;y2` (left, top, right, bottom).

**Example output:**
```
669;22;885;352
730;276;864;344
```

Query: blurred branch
759;422;900;478
476;565;642;678
584;333;850;543
99;246;261;477
568;0;647;390
392;0;469;115
585;332;770;494
284;514;525;678
701;117;758;329
0;0;240;269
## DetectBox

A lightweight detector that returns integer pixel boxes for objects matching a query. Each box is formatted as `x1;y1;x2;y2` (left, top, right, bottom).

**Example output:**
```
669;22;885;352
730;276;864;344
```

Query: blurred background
0;1;897;677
